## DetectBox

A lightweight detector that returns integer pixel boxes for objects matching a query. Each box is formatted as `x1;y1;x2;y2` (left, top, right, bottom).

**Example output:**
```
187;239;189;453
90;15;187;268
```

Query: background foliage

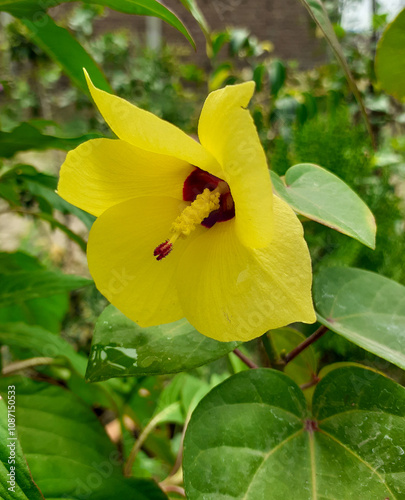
1;1;405;499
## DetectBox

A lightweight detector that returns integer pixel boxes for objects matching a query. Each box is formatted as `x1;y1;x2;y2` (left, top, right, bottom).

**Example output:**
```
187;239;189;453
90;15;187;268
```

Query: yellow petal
176;196;315;342
84;70;221;175
87;196;205;326
198;82;273;249
58;138;193;217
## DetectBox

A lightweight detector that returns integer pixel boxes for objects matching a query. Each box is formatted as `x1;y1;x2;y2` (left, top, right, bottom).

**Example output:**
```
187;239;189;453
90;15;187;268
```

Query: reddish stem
284;325;328;365
233;349;258;369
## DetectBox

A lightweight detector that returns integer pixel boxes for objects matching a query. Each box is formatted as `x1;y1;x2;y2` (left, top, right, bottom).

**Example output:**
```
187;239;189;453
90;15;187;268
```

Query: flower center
154;188;220;261
154;168;235;261
183;168;235;228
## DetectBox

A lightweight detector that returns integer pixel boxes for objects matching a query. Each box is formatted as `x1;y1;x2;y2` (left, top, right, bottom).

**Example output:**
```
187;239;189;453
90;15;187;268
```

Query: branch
300;376;321;391
284;325;328;365
123;403;179;477
169;413;191;478
233;349;258;369
2;357;55;375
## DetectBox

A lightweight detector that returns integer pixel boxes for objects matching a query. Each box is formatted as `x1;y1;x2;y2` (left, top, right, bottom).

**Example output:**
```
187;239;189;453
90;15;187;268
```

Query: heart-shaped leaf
271;163;376;248
184;366;405;499
314;266;405;370
86;306;240;382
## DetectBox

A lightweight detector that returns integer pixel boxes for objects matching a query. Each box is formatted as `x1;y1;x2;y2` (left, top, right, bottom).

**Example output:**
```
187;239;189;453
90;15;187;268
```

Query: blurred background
1;0;405;395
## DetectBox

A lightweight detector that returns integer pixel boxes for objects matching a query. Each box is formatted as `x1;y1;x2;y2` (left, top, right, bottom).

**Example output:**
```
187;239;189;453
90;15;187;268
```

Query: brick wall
162;0;327;67
89;0;327;69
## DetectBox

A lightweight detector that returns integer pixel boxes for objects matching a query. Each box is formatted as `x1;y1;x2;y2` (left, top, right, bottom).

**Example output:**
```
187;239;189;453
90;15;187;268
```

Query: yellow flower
58;71;316;342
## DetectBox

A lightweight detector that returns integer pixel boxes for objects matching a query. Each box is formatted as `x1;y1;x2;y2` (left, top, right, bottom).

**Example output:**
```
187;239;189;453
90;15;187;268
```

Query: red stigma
154;240;172;261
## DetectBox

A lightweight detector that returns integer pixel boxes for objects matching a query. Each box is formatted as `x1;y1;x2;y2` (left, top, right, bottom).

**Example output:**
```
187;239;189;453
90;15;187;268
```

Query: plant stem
261;333;285;369
123;403;179;477
233;348;258;369
169;411;191;477
2;357;55;375
300;376;320;391
284;325;328;365
160;484;185;496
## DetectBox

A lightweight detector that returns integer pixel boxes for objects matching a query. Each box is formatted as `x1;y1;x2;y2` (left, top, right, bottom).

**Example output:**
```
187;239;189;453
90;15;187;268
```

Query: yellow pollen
154;188;220;261
171;188;220;237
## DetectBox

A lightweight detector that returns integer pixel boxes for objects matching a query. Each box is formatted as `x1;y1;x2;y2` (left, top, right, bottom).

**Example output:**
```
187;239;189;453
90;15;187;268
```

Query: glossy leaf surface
184;367;405;499
86;306;240;381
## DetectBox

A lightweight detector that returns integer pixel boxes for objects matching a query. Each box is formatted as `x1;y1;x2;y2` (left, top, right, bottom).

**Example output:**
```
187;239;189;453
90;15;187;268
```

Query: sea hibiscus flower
58;71;315;342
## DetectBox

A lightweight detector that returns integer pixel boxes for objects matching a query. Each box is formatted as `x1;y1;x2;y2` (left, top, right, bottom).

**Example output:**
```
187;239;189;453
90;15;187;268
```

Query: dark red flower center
183;168;235;228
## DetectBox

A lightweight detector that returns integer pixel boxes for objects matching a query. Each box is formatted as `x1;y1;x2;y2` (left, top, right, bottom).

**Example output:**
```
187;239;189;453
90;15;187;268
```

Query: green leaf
184;366;405;499
314;266;405;370
86;305;240;382
0;1;109;95
297;0;374;146
0;377;167;499
178;0;210;39
316;360;376;382
0;322;87;375
0;269;91;308
1;164;95;230
266;327;318;386
0;252;40;273
154;373;213;424
0;397;44;500
211;32;230;57
21;14;112;94
252;63;266;92
180;375;211;416
0;252;69;333
0;123;103;159
0;319;121;411
0;1;41;17
85;0;194;48
0;0;194;51
375;8;405;100
268;59;286;96
271;163;376;248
